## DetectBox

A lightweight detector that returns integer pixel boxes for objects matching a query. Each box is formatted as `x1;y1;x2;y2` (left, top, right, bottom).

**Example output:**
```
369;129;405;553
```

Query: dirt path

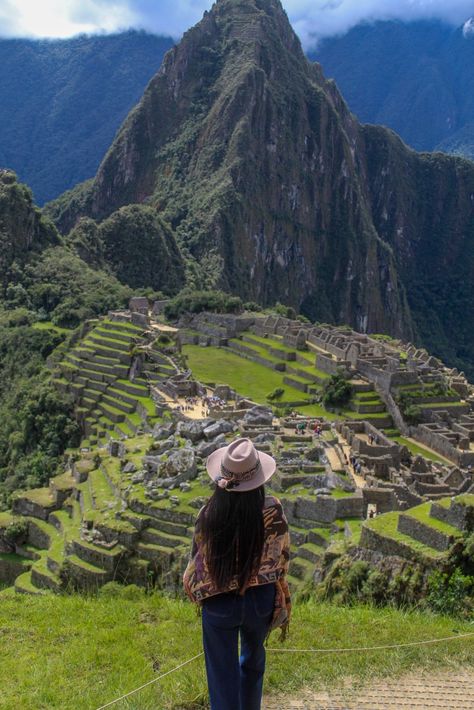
263;668;474;709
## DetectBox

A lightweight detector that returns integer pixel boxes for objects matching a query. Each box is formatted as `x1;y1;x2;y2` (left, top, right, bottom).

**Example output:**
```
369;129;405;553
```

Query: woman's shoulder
264;495;284;512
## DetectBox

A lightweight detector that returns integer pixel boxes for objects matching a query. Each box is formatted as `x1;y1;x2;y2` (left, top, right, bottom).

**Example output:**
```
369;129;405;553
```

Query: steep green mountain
311;19;474;160
69;206;185;292
0;170;136;505
0;31;174;204
45;0;474;376
0;168;59;278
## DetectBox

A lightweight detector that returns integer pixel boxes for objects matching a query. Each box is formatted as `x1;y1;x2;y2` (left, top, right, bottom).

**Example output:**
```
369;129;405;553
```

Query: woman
183;437;290;710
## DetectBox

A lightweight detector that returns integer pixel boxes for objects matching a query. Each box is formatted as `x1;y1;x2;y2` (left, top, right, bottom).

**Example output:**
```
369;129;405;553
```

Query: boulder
122;461;137;474
152;423;175;440
195;434;227;459
142;455;162;473
253;432;276;444
159;447;197;481
242;405;273;426
150;436;176;455
203;419;235;440
177;420;207;443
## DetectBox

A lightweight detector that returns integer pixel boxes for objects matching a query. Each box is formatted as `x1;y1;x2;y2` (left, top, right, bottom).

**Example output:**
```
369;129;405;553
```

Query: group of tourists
349;454;363;475
293;418;323;437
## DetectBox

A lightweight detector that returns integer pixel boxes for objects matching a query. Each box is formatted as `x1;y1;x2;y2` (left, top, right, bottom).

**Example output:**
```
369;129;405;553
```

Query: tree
322;372;352;408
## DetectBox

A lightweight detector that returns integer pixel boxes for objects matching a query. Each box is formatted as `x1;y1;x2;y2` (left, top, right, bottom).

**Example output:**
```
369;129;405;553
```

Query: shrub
4;519;28;544
243;301;262;312
403;404;422;425
426;568;474;617
267;387;285;402
164;290;242;319
274;302;296;319
322;372;352;408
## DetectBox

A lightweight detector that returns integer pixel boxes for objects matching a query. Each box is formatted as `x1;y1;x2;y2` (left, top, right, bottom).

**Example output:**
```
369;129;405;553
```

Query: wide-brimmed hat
206;437;276;492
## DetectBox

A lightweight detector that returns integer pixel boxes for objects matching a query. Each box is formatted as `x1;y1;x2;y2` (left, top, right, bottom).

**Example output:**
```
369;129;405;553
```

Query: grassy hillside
0;591;472;709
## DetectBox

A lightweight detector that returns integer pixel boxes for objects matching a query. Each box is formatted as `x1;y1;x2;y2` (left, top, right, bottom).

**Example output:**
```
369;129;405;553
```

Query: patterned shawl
183;496;290;615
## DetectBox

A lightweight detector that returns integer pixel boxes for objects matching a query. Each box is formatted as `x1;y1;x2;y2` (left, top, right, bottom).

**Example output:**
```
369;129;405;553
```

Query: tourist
183;438;291;710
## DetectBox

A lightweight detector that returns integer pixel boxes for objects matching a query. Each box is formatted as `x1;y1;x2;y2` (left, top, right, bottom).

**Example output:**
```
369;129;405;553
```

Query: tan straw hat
206;437;276;492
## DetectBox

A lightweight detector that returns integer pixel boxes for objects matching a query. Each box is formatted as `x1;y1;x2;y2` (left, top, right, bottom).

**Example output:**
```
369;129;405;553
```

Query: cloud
285;1;474;48
0;0;473;47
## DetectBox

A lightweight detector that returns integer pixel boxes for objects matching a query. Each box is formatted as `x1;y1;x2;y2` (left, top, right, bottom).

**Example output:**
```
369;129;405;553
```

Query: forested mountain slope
0;31;174;204
311;19;474;160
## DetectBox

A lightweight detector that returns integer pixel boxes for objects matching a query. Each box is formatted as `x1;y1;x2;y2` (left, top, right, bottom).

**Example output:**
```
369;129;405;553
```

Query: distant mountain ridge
0;31;174;204
311;19;474;160
45;0;474;376
2;19;474;207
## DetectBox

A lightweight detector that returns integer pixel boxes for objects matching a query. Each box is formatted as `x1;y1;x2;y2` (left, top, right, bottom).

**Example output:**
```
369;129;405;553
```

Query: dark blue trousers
202;583;276;710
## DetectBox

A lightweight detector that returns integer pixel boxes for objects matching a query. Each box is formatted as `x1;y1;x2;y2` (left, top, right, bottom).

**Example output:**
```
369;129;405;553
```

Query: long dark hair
198;485;265;592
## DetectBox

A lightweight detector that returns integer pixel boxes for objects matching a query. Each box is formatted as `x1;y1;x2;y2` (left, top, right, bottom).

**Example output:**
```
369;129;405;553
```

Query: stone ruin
337;420;474;516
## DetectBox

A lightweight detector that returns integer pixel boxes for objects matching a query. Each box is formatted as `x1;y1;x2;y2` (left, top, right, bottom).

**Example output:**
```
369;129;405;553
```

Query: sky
1;0;474;48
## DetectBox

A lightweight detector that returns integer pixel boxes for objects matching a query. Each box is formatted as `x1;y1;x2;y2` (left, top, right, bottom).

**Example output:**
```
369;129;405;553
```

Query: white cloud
0;0;473;47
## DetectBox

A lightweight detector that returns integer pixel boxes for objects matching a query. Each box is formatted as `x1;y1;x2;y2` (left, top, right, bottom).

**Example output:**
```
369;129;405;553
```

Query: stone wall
0;556;30;584
415;425;474;466
362;487;397;514
315;353;350;376
356;360;418;391
397;514;453;552
359;525;428;564
430;499;474;531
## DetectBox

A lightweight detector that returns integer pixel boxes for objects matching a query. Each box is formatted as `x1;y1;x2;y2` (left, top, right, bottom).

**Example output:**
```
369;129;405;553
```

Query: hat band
220;455;261;483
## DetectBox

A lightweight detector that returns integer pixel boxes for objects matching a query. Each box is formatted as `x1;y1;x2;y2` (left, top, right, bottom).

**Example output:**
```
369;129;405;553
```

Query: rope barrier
95;652;204;710
94;631;474;709
266;631;474;653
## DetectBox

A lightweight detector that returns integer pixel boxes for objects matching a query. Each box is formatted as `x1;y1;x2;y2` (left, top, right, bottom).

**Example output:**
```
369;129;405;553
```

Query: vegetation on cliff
69;205;185;293
44;0;474;378
0;31;174;204
0;172;133;505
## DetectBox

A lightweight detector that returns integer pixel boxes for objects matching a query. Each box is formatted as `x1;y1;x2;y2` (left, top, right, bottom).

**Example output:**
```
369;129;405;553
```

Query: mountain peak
47;0;474;378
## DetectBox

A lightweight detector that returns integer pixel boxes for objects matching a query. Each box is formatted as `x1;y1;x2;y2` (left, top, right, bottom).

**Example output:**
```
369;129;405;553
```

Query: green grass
244;333;297;353
0;593;472;709
390;437;451;464
365;512;444;559
32;321;72;335
14;488;53;506
229;338;287;365
183;345;309;404
404;502;463;537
